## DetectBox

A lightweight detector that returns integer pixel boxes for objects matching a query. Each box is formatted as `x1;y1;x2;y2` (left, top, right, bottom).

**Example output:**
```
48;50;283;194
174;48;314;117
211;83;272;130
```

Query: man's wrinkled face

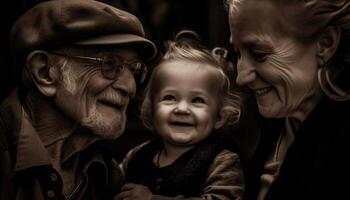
228;0;321;119
54;47;137;139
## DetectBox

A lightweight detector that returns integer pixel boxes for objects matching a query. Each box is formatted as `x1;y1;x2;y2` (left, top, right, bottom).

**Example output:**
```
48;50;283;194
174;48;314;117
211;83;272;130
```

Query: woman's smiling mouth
254;87;273;97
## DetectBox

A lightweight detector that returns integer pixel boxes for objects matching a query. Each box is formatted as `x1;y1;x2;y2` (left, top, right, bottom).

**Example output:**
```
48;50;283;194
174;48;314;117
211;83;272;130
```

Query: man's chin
81;120;125;139
91;124;125;139
81;109;126;139
105;128;124;139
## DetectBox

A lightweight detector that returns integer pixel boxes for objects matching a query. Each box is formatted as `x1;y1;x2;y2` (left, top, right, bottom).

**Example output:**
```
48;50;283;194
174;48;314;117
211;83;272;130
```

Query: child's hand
114;183;152;200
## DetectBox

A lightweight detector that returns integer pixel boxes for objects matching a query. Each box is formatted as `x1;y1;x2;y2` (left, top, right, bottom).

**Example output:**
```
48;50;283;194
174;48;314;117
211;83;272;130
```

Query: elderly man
0;0;156;199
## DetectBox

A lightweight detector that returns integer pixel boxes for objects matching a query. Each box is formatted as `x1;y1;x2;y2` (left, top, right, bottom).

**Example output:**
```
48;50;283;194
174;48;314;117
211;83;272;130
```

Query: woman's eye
192;97;205;104
250;49;268;62
162;95;176;101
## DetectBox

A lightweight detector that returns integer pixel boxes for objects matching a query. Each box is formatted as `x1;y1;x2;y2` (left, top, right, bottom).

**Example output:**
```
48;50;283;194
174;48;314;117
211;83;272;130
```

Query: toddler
116;30;244;200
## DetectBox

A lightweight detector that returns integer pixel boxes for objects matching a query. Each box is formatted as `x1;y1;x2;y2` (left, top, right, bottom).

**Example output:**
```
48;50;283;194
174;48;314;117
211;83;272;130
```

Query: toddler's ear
214;107;240;129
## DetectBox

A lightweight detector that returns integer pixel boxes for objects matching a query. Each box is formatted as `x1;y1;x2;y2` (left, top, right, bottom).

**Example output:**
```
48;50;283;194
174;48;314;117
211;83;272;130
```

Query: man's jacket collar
1;91;52;171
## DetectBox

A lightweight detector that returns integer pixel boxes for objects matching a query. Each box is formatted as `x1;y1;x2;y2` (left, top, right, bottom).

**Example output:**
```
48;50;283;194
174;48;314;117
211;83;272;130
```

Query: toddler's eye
162;95;176;101
192;97;205;104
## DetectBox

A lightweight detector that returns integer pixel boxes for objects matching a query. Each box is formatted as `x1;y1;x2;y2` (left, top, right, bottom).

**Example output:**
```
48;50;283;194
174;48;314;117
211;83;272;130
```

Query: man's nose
236;58;256;86
112;69;136;98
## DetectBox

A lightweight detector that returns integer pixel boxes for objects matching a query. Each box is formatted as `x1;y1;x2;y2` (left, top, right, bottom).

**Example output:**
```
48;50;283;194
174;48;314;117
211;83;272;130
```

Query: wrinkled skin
228;0;322;121
54;47;137;139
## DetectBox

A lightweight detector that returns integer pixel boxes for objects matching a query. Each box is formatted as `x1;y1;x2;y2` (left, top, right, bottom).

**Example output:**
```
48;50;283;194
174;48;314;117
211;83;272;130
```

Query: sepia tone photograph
1;0;349;199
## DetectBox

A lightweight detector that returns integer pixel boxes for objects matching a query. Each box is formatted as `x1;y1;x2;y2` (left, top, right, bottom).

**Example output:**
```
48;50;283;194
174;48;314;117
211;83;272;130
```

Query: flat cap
10;0;157;64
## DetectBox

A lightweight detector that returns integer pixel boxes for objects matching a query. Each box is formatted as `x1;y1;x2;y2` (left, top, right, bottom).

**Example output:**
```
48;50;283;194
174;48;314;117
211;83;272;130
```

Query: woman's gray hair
226;0;350;100
140;30;242;130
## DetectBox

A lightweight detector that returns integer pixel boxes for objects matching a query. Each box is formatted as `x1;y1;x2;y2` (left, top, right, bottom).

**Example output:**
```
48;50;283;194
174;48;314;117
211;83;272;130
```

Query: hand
114;183;152;200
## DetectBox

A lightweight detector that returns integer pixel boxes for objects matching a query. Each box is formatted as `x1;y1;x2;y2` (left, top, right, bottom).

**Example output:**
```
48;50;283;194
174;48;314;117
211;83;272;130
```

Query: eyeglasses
51;52;148;84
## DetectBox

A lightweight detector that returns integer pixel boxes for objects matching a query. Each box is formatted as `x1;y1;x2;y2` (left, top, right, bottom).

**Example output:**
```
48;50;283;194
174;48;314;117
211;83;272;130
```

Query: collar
14;114;52;171
1;91;53;171
60;129;101;165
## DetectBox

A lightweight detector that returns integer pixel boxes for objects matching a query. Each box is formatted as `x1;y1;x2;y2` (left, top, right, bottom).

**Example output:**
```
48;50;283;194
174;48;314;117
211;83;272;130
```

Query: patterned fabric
121;134;245;200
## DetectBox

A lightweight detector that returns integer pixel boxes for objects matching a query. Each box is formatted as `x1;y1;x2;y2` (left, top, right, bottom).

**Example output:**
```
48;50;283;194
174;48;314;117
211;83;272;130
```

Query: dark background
1;0;260;163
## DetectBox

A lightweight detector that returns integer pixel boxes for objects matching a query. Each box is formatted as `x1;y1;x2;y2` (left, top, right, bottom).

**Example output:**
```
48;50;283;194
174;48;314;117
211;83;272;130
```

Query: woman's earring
317;54;326;67
317;66;350;101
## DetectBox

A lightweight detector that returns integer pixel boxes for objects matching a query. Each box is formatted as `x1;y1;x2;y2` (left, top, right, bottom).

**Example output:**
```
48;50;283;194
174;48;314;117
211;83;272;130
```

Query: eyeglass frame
50;51;148;84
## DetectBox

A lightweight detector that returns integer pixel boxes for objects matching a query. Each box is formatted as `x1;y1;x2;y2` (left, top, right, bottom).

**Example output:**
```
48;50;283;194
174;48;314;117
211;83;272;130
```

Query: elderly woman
226;0;350;200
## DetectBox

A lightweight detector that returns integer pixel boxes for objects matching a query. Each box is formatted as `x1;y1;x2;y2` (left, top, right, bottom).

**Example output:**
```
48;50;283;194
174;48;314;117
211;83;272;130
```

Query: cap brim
75;34;157;61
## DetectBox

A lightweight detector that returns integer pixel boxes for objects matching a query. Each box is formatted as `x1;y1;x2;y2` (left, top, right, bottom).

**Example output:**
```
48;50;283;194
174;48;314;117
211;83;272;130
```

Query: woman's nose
236;59;256;86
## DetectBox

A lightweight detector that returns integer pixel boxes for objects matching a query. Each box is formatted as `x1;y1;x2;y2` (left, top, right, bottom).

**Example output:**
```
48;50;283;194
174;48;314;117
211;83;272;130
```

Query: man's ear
26;50;57;97
317;26;341;66
214;107;240;129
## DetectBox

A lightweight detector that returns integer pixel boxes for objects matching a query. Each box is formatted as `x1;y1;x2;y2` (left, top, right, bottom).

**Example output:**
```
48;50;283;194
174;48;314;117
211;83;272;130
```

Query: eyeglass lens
101;57;147;84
